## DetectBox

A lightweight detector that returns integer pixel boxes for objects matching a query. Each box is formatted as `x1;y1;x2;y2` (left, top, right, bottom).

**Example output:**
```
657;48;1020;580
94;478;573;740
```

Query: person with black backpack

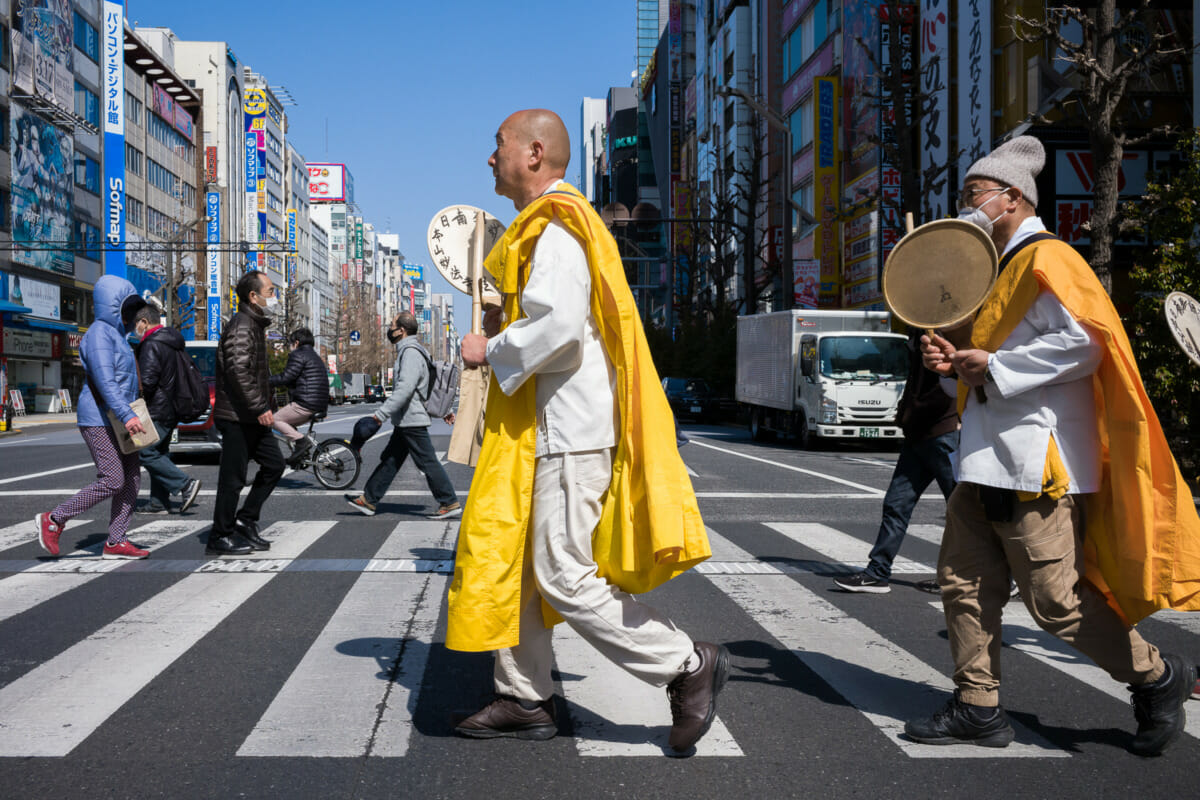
131;305;202;515
345;311;460;519
270;327;330;467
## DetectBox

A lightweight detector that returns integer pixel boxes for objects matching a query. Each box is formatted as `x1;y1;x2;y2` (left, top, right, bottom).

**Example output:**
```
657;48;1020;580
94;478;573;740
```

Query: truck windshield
818;337;908;381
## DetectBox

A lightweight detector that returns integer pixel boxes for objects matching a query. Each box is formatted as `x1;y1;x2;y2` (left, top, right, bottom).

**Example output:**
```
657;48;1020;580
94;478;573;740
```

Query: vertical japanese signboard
879;5;916;274
956;0;991;182
206;192;221;340
243;88;267;268
813;76;841;305
919;0;950;221
354;220;364;283
286;209;297;285
102;2;126;279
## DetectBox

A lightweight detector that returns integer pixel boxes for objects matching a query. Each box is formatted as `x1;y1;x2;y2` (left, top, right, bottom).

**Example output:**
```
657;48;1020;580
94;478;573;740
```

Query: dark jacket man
214;300;272;423
139;323;187;427
270;342;329;414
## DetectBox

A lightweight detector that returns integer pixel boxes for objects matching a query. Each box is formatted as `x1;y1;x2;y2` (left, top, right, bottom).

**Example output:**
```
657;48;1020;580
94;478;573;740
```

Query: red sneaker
102;540;149;560
35;513;61;557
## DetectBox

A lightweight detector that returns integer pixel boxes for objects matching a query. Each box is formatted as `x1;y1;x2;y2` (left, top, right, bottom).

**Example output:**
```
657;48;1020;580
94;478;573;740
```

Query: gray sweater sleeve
374;348;422;422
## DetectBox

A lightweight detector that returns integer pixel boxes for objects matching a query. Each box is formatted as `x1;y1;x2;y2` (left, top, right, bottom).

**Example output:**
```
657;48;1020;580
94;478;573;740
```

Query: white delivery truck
736;309;909;447
342;372;368;404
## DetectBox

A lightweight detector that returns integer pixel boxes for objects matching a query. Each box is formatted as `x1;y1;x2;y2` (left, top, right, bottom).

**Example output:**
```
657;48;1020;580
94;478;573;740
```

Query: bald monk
451;109;728;754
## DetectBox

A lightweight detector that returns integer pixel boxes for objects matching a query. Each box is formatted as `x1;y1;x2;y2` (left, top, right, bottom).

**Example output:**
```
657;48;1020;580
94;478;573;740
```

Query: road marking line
0;462;96;485
687;440;884;495
0;521;333;757
0;436;45;447
765;522;932;574
554;625;743;757
906;523;944;547
0;521;206;623
240;523;448;757
923;602;1200;743
702;528;1064;758
0;518;90;553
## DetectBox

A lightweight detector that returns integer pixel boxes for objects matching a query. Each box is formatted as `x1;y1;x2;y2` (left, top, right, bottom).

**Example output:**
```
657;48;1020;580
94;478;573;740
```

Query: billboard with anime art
10;0;74;114
11;104;74;275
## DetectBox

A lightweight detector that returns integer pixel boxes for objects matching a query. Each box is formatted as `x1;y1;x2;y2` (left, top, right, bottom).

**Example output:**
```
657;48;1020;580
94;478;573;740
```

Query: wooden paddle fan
426;205;505;466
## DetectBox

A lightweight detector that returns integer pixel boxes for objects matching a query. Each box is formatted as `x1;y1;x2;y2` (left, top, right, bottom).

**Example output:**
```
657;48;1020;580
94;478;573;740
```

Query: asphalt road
0;406;1197;799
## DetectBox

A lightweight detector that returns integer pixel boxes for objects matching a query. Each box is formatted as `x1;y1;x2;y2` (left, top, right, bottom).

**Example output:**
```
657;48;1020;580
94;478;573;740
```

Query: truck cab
797;331;907;444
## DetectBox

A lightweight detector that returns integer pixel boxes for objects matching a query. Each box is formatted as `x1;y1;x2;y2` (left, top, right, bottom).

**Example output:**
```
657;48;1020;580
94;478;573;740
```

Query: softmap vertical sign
956;0;991;182
813;76;841;305
206;192;221;340
243;88;267;269
919;0;950;220
101;2;125;279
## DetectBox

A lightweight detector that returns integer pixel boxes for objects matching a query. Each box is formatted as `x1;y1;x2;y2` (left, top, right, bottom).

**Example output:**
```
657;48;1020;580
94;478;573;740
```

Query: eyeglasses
956;187;1008;211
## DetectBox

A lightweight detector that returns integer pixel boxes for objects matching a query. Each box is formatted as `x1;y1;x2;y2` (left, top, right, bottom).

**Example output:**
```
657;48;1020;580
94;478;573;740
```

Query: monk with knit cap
908;135;1200;756
449;109;726;754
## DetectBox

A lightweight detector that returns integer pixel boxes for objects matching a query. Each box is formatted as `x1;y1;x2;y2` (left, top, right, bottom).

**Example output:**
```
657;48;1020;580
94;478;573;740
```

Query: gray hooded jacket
374;336;432;428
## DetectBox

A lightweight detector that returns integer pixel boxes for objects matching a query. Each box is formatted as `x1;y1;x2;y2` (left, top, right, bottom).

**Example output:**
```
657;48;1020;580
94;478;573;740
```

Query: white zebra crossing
0;518;92;553
239;522;450;757
0;521;333;757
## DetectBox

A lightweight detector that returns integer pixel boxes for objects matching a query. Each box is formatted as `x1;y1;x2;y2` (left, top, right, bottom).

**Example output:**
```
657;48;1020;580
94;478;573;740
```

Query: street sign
349;330;361;346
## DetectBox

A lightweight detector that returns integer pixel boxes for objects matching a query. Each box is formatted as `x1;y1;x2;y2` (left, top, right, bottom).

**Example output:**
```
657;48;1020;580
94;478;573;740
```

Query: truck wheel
749;408;768;441
796;416;812;450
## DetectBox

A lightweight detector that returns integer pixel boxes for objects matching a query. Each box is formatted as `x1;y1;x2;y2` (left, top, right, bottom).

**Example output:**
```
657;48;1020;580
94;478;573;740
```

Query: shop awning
0;300;33;314
19;316;78;332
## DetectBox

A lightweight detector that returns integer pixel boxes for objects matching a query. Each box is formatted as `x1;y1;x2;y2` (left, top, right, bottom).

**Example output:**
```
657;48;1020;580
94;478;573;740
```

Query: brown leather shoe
666;641;730;753
454;696;557;740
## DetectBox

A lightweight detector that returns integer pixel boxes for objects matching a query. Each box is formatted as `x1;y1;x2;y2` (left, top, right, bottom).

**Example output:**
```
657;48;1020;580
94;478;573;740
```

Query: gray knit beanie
965;135;1045;209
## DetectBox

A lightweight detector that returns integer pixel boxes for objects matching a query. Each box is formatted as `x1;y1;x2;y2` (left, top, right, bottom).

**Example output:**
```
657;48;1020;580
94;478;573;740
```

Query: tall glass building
636;0;667;77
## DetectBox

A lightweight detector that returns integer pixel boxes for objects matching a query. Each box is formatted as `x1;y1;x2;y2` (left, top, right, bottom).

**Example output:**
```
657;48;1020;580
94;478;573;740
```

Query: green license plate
860;427;881;438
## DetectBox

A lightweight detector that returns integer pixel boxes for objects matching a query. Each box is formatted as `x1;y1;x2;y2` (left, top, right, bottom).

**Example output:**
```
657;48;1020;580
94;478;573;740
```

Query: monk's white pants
494;449;695;701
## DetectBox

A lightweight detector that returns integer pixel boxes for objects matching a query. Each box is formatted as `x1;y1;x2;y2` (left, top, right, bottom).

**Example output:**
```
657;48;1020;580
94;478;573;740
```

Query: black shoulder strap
998;231;1058;275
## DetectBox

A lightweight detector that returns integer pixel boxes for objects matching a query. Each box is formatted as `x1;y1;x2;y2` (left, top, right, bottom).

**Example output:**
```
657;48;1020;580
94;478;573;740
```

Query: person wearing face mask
345;311;460;519
33;275;151;560
206;270;285;556
269;328;330;468
908;136;1199;756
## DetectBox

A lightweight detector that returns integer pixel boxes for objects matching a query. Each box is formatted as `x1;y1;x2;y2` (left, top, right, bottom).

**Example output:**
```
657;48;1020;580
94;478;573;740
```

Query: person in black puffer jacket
270;327;330;466
133;305;201;515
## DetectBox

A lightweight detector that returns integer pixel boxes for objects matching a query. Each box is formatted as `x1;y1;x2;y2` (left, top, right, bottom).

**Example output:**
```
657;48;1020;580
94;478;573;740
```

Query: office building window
74;11;99;62
75;82;100;128
0;189;9;232
126;144;143;176
790;98;813;152
127;197;144;228
75;153;101;194
74;218;101;261
125;91;142;125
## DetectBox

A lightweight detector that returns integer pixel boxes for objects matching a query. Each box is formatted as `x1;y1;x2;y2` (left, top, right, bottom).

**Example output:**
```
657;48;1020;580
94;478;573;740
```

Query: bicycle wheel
312;438;361;490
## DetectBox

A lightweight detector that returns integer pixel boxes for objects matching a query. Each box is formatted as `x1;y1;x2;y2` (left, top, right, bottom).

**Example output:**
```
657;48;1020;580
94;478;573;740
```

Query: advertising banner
956;0;992;183
919;0;950;220
11;0;74;114
244;89;267;268
794;259;820;309
102;1;126;280
9;274;60;319
11;104;73;275
205;146;218;183
813;76;841;304
307;163;347;202
287;209;297;285
879;5;916;270
402;263;423;282
206;191;221;340
843;0;881;184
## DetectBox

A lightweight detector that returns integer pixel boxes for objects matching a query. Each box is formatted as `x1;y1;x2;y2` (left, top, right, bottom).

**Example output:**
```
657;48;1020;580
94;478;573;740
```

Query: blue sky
131;0;636;326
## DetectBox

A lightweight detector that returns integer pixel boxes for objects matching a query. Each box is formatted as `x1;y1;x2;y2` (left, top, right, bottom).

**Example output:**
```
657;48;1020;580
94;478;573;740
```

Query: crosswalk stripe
925;601;1200;743
0;520;333;757
702;528;1065;758
905;523;944;547
765;522;933;574
553;627;743;757
0;518;92;553
0;521;208;623
239;522;450;757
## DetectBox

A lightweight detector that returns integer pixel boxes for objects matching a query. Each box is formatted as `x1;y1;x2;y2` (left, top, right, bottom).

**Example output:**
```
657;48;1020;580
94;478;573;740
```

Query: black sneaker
179;479;202;514
1129;653;1194;756
136;500;169;515
833;571;890;594
287;438;313;468
915;578;941;594
904;690;1015;747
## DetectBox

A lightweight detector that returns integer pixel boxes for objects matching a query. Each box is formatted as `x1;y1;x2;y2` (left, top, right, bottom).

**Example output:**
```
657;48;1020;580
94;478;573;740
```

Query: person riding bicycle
270;328;330;468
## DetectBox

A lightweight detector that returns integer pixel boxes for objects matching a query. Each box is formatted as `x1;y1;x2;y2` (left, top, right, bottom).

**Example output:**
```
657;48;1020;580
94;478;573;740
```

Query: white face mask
956;188;1011;236
264;296;280;313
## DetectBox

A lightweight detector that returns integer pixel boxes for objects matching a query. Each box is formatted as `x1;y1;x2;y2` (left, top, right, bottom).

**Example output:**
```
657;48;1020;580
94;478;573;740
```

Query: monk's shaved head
505;109;571;173
490;108;572;209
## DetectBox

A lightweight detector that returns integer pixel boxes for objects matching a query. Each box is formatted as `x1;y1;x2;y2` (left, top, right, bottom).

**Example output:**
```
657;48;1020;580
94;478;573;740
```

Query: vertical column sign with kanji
101;1;126;279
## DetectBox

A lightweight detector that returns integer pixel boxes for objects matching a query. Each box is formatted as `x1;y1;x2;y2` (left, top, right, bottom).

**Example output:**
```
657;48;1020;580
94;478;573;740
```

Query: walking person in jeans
835;329;958;593
345;311;460;519
131;305;201;515
34;275;152;560
206;270;284;556
269;327;329;467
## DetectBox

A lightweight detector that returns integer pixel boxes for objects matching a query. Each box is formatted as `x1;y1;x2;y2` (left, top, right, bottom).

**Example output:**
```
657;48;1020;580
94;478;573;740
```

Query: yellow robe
964;237;1200;624
444;183;712;652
